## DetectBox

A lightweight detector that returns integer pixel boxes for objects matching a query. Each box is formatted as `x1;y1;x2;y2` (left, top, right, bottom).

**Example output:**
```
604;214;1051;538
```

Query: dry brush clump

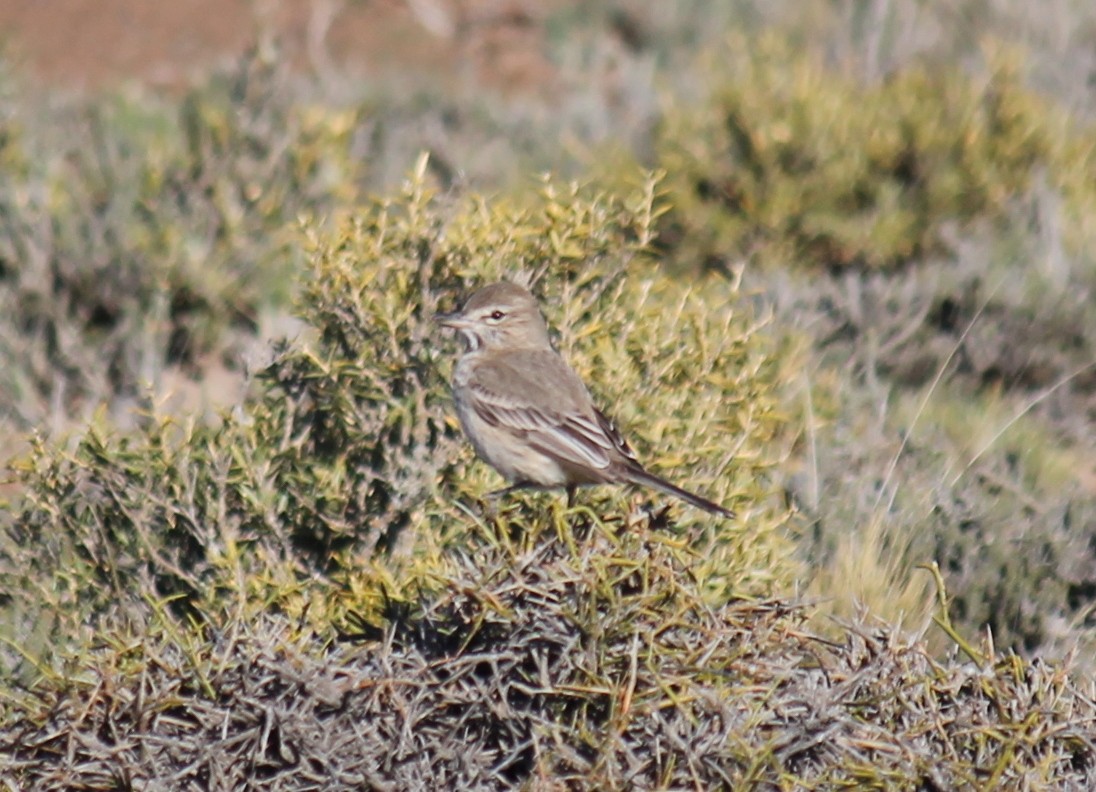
655;34;1096;273
773;240;1096;663
1;519;1094;789
651;30;1096;669
0;51;365;432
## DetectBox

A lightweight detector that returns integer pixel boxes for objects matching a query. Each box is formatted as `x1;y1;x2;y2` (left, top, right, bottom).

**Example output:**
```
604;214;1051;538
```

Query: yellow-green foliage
0;158;794;677
658;35;1095;271
261;158;797;619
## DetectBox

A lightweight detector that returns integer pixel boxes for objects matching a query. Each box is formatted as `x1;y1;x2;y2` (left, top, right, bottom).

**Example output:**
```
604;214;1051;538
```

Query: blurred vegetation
656;35;1096;272
791;259;1096;661
0;53;364;431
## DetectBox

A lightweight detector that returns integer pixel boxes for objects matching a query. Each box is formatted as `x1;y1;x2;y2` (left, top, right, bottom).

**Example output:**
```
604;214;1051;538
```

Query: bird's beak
434;310;471;329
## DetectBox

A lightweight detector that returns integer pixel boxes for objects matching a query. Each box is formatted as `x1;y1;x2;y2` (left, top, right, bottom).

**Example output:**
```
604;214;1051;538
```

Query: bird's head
436;282;551;352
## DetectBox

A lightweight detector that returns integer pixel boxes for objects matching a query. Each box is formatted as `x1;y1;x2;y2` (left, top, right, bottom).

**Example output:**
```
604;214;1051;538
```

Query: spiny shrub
2;519;1093;789
0;51;363;429
657;35;1095;272
0;159;793;684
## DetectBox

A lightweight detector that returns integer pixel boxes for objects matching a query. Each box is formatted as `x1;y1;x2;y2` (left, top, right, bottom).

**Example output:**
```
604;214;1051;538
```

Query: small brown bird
436;281;734;518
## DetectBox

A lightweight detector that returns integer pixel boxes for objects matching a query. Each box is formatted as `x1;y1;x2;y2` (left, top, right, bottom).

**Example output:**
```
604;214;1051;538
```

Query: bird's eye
488;310;505;321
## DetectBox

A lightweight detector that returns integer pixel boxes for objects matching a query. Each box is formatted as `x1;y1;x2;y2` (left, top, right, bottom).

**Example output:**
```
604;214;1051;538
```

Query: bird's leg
566;485;576;508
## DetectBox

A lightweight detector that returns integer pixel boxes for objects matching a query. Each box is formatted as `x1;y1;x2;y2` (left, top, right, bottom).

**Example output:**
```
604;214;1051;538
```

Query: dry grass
2;519;1093;789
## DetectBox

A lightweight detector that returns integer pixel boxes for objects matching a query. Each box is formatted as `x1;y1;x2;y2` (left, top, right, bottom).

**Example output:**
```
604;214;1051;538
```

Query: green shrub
0;160;792;682
657;35;1094;271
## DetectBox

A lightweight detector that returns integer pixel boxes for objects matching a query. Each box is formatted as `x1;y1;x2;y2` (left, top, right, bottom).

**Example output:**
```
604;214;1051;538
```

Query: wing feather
466;352;616;471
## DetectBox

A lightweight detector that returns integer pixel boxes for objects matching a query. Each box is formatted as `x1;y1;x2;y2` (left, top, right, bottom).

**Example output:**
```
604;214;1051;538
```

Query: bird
436;281;735;518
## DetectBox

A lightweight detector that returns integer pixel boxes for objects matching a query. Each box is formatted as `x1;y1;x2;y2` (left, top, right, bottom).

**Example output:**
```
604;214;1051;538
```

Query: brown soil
0;0;564;94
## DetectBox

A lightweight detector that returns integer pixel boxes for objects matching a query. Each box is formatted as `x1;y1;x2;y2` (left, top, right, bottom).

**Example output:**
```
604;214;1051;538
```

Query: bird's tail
621;466;735;519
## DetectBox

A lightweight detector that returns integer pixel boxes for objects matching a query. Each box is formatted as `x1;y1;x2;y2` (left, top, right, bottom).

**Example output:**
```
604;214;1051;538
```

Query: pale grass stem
816;280;1011;637
948;359;1096;488
801;370;820;512
871;280;1001;522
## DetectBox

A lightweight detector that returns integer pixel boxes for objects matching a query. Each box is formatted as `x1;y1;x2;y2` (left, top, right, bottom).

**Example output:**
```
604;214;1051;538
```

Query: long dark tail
592;407;735;518
622;465;735;519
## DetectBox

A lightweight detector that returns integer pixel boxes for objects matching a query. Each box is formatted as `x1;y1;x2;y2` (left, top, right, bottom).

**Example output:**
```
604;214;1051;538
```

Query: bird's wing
593;408;640;466
467;350;616;471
